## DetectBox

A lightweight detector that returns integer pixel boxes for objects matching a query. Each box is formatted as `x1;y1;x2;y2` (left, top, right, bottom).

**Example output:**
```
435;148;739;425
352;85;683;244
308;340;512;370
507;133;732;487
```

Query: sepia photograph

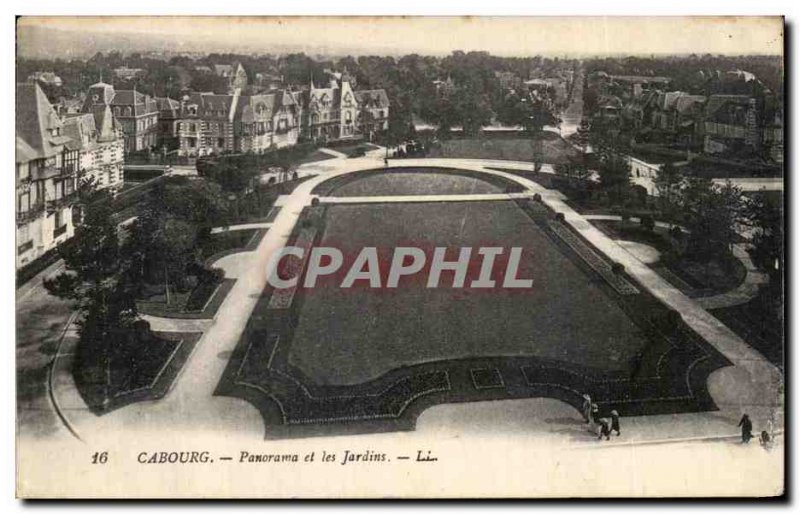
12;14;785;499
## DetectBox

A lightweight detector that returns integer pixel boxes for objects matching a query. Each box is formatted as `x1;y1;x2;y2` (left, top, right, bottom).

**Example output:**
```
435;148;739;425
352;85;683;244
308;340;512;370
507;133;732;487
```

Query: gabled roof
354;89;389;109
235;94;277;123
61;113;97;151
704;95;754;125
156;96;181;117
181;93;236;120
110;90;159;116
16;136;38;163
657;91;706;114
16;82;71;163
705;94;752;118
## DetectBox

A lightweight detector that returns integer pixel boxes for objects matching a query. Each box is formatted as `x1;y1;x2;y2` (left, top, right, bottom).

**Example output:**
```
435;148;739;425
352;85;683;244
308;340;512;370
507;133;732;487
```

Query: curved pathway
52;154;782;446
582;213;769;309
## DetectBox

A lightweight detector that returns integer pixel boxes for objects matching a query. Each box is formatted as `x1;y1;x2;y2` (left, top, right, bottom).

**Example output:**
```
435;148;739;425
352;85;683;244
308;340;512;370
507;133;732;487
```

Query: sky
17;16;784;58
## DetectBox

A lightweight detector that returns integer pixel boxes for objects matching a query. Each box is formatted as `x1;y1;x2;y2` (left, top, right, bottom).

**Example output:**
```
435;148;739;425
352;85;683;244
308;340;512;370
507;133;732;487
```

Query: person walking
588;403;599;435
610;410;621;436
598;418;611;441
738;414;754;443
581;394;592;423
766;413;776;441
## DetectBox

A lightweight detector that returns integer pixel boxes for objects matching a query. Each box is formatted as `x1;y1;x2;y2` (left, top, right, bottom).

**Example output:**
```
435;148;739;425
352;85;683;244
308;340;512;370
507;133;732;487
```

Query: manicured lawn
591;219;747;296
710;287;783;370
298;149;337;164
315;167;521;197
74;331;202;414
626;146;689;164
215;170;730;436
201;229;261;261
592;220;674;255
427;133;578;164
684;159;783;179
289;201;646;385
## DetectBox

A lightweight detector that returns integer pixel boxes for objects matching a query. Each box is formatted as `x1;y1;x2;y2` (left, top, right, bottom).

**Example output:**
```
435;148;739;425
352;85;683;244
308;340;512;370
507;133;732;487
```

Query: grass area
297;149;336;165
314;167;522;197
626;146;689;164
290;200;646;385
710;286;783;370
592;220;674;255
325;143;375;157
201;229;261;261
74;330;202;414
590;218;746;296
234;176;313;223
216;192;730;435
672;254;747;296
427;133;578;164
684;158;783;179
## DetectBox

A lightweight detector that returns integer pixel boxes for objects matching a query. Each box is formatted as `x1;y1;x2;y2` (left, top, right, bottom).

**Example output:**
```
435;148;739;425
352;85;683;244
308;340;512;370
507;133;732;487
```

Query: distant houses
82;83;159;153
175;71;390;156
588;69;783;164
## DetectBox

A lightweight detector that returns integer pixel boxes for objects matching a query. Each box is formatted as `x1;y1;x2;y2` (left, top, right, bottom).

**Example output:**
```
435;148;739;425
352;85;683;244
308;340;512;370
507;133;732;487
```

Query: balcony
17;240;33;255
16;203;45;226
47;191;79;212
53;224;68;238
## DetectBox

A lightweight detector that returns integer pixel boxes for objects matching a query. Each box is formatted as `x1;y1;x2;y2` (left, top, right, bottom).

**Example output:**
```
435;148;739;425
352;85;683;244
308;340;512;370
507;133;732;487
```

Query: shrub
533;193;542;202
611;262;625;275
554;212;565;221
311;197;320;207
641;214;656;232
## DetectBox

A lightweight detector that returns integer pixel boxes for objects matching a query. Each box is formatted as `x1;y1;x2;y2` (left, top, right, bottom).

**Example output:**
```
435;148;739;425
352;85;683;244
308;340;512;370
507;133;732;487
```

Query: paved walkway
210;222;272;234
139;315;213;333
713;177;784;192
695;244;769;310
582;214;768;309
46;155;782;447
320;192;535;204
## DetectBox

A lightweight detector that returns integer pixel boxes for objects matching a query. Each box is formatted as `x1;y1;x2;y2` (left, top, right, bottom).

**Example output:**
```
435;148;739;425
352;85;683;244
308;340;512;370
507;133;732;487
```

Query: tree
44;200;140;407
197;159;259;194
596;149;632;205
681;178;743;262
653;162;685;223
745;191;783;276
156;177;230;228
573;118;591;152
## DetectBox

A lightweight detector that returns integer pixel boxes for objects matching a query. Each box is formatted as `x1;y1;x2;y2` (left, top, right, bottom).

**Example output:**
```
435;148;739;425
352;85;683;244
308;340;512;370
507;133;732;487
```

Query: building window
18;191;30;213
218;138;225;147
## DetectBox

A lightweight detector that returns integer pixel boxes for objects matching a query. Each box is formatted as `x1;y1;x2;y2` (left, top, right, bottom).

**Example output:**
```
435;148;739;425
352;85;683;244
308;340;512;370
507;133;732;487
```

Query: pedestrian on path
581;394;592;423
588;403;599;435
598;418;611;441
610;410;621;436
759;430;772;449
766;412;776;441
738;414;753;443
